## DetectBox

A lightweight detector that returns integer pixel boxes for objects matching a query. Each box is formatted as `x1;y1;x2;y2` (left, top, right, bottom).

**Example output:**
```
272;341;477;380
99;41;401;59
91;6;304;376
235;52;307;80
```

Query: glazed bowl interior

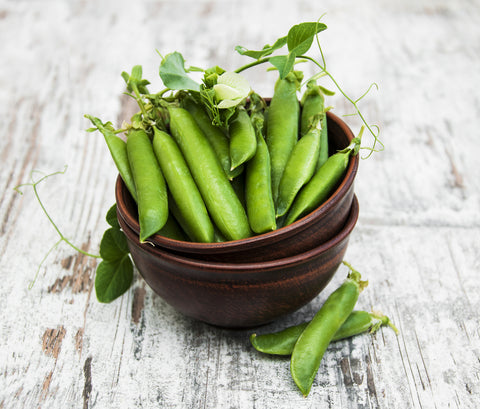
118;195;359;328
116;110;359;262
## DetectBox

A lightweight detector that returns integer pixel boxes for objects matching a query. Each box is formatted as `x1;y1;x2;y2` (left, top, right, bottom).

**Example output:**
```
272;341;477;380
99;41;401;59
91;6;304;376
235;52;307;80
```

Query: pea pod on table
250;310;398;356
152;127;215;243
290;262;368;396
284;133;362;226
126;129;168;242
275;114;322;218
168;106;252;241
266;71;303;201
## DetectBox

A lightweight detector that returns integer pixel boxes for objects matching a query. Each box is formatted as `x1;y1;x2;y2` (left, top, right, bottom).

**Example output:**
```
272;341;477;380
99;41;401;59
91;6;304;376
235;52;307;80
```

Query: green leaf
269;54;297;79
235;36;287;59
95;256;133;303
99;227;129;261
122;66;150;94
159;52;201;91
287;22;327;55
106;204;120;228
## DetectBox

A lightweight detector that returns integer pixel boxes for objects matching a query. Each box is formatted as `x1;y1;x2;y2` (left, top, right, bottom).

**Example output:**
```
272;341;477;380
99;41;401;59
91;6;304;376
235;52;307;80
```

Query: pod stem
373;311;399;335
342;261;368;292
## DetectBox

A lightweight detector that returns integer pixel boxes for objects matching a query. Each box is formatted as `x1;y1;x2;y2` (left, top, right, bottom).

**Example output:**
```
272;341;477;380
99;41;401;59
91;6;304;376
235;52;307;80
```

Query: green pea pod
85;115;137;202
230;171;246;211
291;263;368;397
245;113;276;234
284;137;361;226
127;129;168;242
167;193;196;242
250;310;398;356
152;127;215;243
182;96;242;180
168;106;252;241
276;115;322;217
300;81;331;169
266;71;303;201
229;107;257;170
156;212;188;241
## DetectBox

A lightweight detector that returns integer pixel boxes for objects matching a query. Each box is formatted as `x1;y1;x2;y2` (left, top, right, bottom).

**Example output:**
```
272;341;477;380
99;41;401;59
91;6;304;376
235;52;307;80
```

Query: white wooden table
1;0;479;408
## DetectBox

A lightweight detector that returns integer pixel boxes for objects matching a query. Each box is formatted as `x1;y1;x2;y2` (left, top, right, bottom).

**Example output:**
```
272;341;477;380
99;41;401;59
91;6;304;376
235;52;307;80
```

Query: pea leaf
235;36;287;59
159;52;201;91
106;203;120;228
269;54;297;79
100;228;129;261
121;65;150;94
287;22;327;55
95;256;133;303
94;204;134;303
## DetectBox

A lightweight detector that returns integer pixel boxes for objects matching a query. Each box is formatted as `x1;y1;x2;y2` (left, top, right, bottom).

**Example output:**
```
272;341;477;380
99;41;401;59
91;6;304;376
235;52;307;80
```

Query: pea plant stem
234;54;382;158
14;167;101;287
234;58;272;74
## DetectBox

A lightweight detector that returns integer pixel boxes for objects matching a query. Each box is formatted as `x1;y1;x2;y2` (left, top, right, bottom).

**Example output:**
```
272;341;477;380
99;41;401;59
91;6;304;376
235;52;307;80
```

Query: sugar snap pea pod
126;129;168;242
245;112;276;234
276;115;322;218
152;127;214;243
230;171;246;211
182;96;242;180
85;114;137;202
266;71;303;201
168;106;252;241
291;262;368;397
229;107;257;170
156;212;188;241
300;81;329;170
250;310;398;356
284;135;362;226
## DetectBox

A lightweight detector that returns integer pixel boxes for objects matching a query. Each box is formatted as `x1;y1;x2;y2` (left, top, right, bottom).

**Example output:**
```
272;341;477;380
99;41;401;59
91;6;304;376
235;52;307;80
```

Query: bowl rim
116;110;359;253
120;194;359;276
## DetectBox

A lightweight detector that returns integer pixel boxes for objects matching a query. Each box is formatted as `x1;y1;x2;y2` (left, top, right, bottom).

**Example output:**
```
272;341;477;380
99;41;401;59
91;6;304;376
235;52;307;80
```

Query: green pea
126;129;168;242
168;106;252;241
245;112;276;234
250;310;398;356
229;107;257;170
284;137;361;226
152;127;214;243
300;81;329;170
266;71;303;201
85;115;137;202
275;115;322;218
182;96;242;180
290;263;368;397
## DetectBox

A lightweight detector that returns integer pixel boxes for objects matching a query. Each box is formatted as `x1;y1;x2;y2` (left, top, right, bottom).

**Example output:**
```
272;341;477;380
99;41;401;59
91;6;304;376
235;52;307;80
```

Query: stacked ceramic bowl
116;111;359;328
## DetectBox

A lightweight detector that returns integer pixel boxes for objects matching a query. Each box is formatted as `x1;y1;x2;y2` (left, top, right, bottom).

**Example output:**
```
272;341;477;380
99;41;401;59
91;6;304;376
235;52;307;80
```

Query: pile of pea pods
250;261;398;396
87;66;361;245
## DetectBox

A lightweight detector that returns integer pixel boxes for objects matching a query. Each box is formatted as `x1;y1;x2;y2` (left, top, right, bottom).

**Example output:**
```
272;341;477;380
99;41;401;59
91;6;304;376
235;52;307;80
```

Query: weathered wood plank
0;0;479;408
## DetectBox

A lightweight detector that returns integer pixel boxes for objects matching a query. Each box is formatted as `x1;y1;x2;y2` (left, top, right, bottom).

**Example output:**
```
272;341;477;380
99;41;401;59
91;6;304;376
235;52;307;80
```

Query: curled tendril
14;166;101;288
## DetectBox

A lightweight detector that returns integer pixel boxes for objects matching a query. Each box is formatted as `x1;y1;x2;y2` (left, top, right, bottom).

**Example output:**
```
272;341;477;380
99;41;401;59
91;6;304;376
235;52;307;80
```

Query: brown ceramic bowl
116;110;359;262
118;195;359;328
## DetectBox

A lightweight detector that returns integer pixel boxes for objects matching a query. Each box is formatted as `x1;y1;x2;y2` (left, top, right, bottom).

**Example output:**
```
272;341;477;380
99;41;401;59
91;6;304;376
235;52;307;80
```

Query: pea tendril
14;166;101;288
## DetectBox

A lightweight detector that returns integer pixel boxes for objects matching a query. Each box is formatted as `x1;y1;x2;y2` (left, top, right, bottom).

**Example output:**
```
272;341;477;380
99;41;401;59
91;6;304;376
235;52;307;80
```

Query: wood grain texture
1;0;479;408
